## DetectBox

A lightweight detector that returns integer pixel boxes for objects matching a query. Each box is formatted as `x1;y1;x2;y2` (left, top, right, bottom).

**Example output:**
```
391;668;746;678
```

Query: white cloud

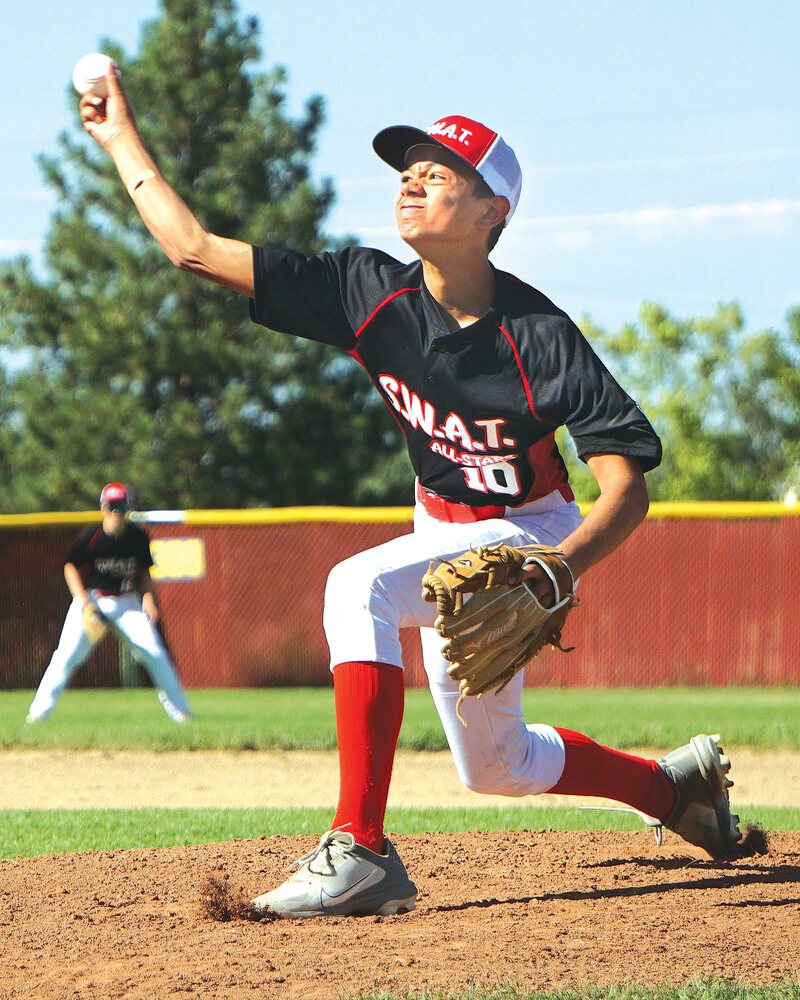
0;238;40;255
511;199;800;246
341;198;800;249
516;198;800;229
531;147;800;177
330;148;800;197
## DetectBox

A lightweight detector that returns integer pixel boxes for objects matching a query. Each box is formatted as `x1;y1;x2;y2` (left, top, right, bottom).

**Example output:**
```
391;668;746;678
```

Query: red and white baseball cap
373;114;522;224
100;482;133;509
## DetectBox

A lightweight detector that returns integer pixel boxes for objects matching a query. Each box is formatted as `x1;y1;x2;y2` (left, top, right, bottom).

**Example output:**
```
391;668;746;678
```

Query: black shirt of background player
249;246;662;508
67;523;154;595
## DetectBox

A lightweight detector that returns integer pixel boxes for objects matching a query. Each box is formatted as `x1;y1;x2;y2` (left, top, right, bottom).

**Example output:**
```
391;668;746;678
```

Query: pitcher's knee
453;725;565;797
323;555;404;666
324;554;394;623
457;759;530;797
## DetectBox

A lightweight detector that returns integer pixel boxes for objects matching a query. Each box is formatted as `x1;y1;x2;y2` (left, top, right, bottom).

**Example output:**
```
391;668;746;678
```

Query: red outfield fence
1;503;798;690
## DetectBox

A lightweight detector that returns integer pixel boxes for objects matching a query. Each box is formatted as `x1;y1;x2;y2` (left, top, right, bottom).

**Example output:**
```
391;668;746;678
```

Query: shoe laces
579;805;665;846
290;826;356;875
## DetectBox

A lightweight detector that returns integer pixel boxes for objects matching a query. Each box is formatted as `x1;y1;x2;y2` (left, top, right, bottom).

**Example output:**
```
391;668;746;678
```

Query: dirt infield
1;829;798;998
2;751;799;997
2;748;799;809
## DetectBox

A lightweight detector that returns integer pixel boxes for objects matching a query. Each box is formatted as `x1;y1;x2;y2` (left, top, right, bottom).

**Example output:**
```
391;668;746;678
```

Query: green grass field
353;986;800;1000
4;688;800;1000
2;686;799;861
5;685;800;752
3;801;798;861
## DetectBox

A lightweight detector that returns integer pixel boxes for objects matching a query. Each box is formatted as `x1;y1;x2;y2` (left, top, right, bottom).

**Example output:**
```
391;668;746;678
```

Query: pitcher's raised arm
80;64;253;296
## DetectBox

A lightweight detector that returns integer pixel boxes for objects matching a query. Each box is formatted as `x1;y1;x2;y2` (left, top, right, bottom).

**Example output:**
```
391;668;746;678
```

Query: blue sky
3;0;799;333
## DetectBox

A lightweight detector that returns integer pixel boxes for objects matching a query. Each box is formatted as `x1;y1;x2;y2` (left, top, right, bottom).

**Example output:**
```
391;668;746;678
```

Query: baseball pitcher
78;67;740;917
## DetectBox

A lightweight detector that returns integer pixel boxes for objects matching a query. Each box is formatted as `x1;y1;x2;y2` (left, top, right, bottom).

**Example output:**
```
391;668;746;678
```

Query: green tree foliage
564;303;800;502
0;0;411;512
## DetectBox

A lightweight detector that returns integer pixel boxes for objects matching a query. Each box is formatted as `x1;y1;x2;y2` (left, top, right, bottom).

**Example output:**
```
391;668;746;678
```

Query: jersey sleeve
134;527;155;570
527;317;662;472
249;246;357;351
66;526;94;567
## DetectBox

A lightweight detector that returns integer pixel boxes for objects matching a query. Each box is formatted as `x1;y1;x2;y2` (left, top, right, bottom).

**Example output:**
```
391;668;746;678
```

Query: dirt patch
1;751;798;997
3;749;799;809
1;830;798;998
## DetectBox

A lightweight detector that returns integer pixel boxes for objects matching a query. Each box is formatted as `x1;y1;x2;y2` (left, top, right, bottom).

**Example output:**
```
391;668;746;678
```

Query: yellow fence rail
1;500;799;528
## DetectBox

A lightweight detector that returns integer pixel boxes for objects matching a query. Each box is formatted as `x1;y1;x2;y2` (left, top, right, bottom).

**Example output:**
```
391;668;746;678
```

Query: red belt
93;589;123;597
415;482;506;523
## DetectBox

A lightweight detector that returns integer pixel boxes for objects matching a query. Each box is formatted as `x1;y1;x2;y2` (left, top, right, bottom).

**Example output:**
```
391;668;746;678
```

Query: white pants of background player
323;488;583;796
28;592;191;723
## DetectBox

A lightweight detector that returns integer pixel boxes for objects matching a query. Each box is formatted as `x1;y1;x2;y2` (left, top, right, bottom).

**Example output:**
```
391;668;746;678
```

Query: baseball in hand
72;52;119;97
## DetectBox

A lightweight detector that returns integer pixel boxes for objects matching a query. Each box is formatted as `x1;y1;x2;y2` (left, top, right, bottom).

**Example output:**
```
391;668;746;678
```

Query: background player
27;482;192;724
79;67;739;917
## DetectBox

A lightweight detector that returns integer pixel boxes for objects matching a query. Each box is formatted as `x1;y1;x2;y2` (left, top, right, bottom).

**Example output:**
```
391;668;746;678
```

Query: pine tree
0;0;410;511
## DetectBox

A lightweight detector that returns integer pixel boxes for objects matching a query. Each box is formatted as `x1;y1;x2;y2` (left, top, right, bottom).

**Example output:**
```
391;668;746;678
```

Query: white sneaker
157;691;192;724
25;713;44;725
251;829;418;919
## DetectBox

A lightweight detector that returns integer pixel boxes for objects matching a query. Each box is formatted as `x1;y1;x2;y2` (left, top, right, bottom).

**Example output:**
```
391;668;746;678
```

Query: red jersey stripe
498;324;538;420
522;434;574;504
347;287;419;436
352;287;418;340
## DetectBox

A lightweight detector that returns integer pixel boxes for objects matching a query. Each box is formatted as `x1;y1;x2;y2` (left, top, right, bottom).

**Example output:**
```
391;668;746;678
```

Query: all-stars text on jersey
379;373;522;495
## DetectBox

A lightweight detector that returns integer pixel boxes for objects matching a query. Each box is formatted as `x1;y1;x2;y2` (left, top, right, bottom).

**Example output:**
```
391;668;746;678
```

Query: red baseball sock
551;728;677;821
331;660;404;854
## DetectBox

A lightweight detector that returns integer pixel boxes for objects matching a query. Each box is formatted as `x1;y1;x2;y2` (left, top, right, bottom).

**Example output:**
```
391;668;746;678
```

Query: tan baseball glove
82;603;109;645
421;544;577;723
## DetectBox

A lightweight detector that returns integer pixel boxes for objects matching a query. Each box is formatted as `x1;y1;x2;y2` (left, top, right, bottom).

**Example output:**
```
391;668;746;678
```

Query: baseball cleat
157;691;192;724
251;829;418;919
657;733;742;858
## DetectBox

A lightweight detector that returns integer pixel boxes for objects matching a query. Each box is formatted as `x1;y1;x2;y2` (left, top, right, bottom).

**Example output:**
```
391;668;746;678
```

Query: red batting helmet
100;482;133;509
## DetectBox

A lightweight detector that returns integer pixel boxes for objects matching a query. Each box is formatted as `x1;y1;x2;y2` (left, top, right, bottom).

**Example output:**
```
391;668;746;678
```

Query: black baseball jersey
67;522;154;594
250;246;662;508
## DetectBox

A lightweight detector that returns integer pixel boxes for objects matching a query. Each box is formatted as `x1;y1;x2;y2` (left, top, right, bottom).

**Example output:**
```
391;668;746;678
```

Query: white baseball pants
28;592;191;722
323;489;584;797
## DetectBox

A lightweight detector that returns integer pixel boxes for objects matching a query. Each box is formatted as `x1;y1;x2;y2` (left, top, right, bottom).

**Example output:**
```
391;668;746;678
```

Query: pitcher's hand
80;64;135;149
